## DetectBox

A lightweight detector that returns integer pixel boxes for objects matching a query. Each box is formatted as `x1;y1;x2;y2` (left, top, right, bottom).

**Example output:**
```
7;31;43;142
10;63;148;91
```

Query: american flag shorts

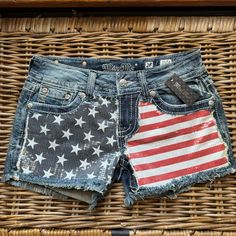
2;48;236;208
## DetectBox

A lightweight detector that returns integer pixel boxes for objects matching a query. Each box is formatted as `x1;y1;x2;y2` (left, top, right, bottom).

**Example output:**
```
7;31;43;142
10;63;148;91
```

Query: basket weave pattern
1;17;236;234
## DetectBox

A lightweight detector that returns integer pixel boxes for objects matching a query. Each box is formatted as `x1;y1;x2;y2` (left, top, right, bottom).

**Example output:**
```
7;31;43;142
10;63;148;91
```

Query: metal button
54;60;59;64
149;90;157;97
119;79;127;86
82;61;87;66
208;100;214;106
64;93;71;100
27;103;33;109
42;87;48;94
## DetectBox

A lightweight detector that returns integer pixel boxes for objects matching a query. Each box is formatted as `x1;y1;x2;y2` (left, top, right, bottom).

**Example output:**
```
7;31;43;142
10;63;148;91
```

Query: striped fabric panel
125;101;229;188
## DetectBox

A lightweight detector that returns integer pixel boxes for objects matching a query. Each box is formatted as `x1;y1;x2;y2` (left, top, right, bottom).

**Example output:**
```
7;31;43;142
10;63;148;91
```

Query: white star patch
100;97;111;107
79;159;90;170
83;130;94;142
97;121;108;132
106;135;116;146
31;113;42;120
62;128;73;140
48;139;59;151
92;145;103;157
22;166;33;174
75;117;86;128
71;144;81;155
109;111;117;121
87;172;96;179
53;115;64;125
43;168;54;178
27;137;38;149
40;124;50;135
88;107;98;118
35;152;46;164
65;170;76;180
57;154;67;165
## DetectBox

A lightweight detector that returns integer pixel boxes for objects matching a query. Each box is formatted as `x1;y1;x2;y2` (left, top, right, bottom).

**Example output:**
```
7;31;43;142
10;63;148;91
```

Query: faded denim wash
2;48;236;208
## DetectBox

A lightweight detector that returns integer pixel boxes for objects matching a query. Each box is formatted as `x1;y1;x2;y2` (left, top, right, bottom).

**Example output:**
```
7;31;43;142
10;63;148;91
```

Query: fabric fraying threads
127;164;236;205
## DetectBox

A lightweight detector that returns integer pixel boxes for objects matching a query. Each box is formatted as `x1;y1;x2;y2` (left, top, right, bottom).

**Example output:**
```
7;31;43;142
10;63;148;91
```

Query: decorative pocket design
125;100;229;188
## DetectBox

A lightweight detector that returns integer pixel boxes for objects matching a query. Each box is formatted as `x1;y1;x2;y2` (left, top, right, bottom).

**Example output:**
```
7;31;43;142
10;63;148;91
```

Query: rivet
208;100;214;106
119;79;127;86
27;103;33;109
82;61;87;66
64;93;71;100
149;90;157;97
42;87;48;94
79;92;86;98
54;60;59;64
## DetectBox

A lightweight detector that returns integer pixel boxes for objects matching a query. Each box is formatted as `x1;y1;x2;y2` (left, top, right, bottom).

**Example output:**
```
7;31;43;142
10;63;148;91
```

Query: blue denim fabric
2;48;236;208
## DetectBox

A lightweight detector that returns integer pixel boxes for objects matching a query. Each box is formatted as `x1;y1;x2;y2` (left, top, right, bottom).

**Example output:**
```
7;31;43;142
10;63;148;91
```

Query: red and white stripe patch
125;101;229;188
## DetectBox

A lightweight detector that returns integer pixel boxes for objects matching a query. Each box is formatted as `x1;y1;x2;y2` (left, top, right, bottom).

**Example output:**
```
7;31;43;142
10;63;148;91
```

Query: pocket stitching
151;95;214;115
28;93;87;115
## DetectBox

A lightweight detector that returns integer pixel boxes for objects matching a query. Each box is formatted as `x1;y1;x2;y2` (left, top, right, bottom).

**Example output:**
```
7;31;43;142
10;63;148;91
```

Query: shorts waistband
27;48;208;97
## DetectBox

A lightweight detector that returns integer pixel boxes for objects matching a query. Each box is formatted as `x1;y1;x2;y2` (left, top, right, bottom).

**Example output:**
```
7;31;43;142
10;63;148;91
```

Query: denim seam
118;93;133;135
126;92;141;137
213;97;235;164
29;95;88;115
28;73;83;93
151;96;214;116
123;95;143;192
152;89;213;109
210;109;230;164
148;69;208;92
31;48;201;76
15;112;30;178
32;48;198;64
16;84;37;156
119;93;141;138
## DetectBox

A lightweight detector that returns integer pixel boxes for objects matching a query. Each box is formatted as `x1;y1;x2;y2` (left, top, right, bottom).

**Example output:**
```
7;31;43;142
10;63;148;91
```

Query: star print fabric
18;95;120;195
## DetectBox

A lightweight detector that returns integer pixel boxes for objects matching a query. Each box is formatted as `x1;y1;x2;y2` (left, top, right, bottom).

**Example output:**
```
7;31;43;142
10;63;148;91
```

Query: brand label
101;63;135;72
160;59;172;66
145;61;154;69
165;73;200;106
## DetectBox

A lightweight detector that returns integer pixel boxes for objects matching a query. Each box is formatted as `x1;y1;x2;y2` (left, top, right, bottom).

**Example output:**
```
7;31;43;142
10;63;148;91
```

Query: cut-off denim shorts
2;48;236;208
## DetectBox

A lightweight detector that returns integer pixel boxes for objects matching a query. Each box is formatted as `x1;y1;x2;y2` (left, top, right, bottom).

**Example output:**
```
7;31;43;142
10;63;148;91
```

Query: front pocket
16;94;120;186
28;90;87;114
150;74;214;114
125;98;230;188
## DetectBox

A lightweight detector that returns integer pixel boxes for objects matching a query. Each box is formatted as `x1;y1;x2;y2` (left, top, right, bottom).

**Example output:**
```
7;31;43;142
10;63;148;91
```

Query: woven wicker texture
1;17;236;234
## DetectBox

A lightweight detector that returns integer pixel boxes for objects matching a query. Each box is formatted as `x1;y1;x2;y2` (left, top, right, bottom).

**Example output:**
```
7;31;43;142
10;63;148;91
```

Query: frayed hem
7;179;70;201
125;163;236;207
18;172;107;194
88;193;102;210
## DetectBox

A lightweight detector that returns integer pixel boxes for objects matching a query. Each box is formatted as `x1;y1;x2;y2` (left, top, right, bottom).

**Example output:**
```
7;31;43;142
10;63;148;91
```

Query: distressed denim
2;48;236;208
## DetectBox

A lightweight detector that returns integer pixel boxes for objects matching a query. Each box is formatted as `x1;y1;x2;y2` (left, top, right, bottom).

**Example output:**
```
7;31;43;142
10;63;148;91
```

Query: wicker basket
1;16;236;235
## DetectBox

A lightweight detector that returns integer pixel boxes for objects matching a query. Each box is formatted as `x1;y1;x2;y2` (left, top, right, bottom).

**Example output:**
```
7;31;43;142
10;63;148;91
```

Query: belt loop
86;71;96;97
137;70;150;98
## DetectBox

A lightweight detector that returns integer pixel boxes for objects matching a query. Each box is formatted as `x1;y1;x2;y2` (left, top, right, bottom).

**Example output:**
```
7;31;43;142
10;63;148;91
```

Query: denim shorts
2;48;236;208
